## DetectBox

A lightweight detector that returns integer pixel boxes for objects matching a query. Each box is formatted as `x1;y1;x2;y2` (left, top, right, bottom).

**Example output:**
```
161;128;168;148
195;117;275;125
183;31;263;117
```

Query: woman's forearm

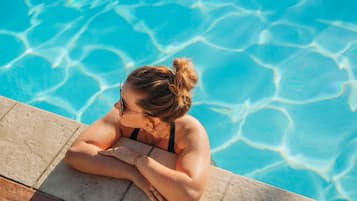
135;155;202;201
64;141;140;181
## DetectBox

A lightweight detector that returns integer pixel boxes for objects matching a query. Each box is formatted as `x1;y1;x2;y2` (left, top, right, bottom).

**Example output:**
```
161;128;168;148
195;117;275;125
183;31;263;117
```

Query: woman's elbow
185;193;201;201
63;142;85;166
182;187;203;201
63;146;77;166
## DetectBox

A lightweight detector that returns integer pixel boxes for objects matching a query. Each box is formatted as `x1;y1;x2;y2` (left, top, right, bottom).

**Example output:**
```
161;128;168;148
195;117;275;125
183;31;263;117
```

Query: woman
64;58;211;201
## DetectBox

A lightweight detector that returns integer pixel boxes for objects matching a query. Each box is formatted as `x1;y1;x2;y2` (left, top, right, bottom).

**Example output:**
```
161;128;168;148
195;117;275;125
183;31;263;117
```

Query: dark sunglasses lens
120;98;124;115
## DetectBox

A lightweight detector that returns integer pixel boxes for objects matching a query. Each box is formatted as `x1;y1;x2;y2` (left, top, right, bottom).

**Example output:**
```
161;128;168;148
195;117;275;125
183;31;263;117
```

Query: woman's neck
156;121;171;138
145;121;171;139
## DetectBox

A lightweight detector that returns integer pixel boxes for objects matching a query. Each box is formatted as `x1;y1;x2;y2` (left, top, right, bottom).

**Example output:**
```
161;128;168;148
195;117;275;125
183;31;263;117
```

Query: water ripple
1;1;357;200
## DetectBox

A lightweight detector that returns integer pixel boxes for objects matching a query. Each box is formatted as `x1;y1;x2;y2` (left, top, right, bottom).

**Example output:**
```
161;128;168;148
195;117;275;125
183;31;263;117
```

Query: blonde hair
126;58;198;122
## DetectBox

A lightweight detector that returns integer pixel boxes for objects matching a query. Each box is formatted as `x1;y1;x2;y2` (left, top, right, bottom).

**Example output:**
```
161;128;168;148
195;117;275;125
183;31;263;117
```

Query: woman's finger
152;189;165;201
98;150;108;154
98;151;114;156
145;190;158;201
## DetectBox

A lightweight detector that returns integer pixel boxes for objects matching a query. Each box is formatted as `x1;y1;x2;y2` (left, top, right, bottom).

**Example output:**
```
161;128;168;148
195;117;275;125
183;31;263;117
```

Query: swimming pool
1;0;356;200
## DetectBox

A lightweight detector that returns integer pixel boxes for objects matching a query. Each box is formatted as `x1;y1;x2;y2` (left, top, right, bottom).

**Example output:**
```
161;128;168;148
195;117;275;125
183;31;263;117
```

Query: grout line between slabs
33;125;81;188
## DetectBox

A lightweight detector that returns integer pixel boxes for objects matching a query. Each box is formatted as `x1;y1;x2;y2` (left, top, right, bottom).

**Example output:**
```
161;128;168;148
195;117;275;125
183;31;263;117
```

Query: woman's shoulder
176;114;205;133
175;114;208;150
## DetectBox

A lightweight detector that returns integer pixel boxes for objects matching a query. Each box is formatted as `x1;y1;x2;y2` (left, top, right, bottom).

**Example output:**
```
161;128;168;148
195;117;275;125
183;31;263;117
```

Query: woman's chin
120;119;140;129
119;119;129;127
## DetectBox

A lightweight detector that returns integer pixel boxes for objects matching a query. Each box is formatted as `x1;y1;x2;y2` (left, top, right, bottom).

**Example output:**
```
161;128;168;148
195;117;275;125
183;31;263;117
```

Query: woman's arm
100;117;211;201
64;140;139;181
65;108;166;200
65;141;163;201
64;108;138;180
135;126;210;201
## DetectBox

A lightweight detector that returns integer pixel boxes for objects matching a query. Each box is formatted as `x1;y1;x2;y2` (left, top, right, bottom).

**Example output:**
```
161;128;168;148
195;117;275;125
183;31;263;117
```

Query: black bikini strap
168;122;175;153
130;128;140;140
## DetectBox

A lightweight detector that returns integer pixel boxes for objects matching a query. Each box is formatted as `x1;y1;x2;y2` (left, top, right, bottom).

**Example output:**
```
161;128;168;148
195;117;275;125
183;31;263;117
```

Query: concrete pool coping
0;95;315;201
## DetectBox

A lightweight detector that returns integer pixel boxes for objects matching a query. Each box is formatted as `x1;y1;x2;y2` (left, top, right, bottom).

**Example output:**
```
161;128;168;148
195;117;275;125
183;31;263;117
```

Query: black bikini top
129;122;175;153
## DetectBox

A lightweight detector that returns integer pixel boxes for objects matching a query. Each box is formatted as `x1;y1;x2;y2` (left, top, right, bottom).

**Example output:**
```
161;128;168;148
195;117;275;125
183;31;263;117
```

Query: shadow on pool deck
0;96;315;201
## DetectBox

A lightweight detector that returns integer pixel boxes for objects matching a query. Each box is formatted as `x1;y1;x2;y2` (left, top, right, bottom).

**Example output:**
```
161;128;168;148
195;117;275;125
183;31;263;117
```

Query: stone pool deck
0;95;315;201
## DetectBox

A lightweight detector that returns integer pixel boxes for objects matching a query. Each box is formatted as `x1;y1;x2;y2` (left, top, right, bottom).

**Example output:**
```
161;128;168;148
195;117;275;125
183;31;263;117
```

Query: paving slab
0;102;80;187
35;128;152;201
222;174;315;201
113;137;153;155
0;96;16;119
120;182;148;201
33;125;86;189
148;147;177;168
0;175;62;201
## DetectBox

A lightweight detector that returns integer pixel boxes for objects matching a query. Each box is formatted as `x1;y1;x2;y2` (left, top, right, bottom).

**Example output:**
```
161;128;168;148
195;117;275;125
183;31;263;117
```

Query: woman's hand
98;146;141;165
99;147;166;200
133;174;167;201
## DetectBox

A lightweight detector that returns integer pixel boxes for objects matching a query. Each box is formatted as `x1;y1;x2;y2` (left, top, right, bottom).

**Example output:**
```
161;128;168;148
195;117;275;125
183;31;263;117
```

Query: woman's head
121;58;198;123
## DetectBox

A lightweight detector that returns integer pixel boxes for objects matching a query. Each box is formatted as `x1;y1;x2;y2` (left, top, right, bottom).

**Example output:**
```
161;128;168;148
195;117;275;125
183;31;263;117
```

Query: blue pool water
1;0;357;200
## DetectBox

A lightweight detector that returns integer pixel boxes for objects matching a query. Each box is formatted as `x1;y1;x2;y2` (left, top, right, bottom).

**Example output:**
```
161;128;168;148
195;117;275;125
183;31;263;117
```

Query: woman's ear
144;116;161;133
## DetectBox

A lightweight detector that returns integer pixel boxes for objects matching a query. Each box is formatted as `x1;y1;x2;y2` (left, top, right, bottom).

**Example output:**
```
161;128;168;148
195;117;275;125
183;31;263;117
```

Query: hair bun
172;58;198;92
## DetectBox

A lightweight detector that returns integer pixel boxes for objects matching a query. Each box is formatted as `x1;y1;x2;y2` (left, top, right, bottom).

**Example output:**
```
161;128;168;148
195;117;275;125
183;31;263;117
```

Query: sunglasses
115;83;148;116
